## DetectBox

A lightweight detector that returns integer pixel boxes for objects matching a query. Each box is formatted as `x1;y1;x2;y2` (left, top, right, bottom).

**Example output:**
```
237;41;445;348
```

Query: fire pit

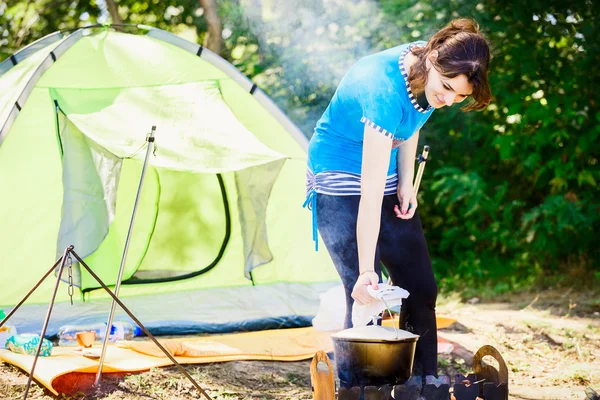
311;344;511;400
331;326;419;387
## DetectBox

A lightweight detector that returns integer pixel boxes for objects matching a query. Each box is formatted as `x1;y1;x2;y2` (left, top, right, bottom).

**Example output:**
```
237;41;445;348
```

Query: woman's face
424;53;473;109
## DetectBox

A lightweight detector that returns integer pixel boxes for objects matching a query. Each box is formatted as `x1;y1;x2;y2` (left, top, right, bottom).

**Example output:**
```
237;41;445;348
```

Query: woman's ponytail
426;18;481;53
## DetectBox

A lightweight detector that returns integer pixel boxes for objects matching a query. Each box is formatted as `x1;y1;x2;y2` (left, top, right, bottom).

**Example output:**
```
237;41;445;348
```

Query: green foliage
394;0;600;293
0;0;100;53
1;0;598;295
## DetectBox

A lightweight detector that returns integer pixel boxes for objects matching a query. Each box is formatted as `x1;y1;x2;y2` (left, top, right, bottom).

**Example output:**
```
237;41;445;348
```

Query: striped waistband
306;169;398;196
303;169;398;251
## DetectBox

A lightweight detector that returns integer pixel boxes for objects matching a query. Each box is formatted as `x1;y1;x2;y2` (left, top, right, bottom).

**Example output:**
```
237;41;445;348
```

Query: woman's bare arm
353;124;392;304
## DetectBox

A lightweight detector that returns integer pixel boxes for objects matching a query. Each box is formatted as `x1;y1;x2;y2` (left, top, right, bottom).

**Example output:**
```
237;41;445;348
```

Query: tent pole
95;126;156;387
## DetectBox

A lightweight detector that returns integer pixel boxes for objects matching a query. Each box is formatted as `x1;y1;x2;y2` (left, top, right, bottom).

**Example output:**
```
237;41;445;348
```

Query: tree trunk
199;0;222;55
106;0;123;25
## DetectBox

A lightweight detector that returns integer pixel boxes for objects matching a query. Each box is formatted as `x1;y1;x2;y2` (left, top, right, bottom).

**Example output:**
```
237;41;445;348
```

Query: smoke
236;0;388;135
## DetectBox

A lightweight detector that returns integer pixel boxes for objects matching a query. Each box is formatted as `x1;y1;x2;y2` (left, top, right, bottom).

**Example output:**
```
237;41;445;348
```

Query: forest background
1;0;598;298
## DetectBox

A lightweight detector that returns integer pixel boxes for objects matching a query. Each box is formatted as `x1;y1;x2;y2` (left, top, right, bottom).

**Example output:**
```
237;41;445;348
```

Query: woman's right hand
351;271;380;305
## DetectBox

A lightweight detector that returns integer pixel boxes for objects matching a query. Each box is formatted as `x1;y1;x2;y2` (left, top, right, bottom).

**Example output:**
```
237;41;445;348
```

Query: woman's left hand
395;184;417;219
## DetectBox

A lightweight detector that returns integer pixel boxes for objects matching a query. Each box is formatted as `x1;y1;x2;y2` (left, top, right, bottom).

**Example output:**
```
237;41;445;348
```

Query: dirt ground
1;288;598;400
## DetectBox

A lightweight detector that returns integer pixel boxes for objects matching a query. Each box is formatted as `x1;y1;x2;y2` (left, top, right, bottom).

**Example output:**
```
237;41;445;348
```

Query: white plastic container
57;321;142;346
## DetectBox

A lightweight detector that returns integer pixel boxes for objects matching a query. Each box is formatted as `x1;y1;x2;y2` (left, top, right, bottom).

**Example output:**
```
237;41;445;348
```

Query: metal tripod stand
0;246;213;400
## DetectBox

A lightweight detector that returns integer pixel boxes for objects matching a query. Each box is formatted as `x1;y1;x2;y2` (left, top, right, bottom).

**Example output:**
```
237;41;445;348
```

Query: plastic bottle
0;309;17;349
57;321;142;346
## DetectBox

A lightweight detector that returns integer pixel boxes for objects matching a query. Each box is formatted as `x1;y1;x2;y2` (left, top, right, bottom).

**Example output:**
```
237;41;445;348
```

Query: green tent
0;25;338;335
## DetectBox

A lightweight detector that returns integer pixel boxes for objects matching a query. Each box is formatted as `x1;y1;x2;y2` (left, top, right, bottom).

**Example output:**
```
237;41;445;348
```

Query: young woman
304;18;492;383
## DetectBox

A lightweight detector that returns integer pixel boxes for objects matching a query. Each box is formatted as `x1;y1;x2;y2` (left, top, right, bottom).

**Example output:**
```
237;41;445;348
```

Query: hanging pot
331;326;419;386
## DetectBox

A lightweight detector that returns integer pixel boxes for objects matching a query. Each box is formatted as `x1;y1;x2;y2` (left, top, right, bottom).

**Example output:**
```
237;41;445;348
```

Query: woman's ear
426;50;439;69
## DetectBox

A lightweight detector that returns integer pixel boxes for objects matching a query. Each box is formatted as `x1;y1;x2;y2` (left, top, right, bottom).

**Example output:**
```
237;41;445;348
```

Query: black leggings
316;193;438;379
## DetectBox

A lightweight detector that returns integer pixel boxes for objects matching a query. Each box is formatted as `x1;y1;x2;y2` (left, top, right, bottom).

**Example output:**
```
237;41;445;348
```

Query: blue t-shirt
307;42;434;194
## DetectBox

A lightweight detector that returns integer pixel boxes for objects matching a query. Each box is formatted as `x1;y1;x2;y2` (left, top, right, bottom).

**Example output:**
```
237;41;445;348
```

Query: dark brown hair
408;18;492;111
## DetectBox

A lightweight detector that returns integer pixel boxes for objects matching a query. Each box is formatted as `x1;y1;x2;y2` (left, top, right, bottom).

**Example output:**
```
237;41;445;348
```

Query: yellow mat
0;327;333;395
0;316;456;396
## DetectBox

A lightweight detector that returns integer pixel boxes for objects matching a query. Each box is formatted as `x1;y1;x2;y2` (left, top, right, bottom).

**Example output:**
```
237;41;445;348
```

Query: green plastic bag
6;334;53;357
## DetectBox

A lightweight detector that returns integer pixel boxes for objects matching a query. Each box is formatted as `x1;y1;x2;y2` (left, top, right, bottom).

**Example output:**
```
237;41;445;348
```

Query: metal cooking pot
331;327;419;386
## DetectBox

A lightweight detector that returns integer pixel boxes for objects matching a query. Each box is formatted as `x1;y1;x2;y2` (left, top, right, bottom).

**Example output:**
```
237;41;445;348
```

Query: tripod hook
66;253;74;305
